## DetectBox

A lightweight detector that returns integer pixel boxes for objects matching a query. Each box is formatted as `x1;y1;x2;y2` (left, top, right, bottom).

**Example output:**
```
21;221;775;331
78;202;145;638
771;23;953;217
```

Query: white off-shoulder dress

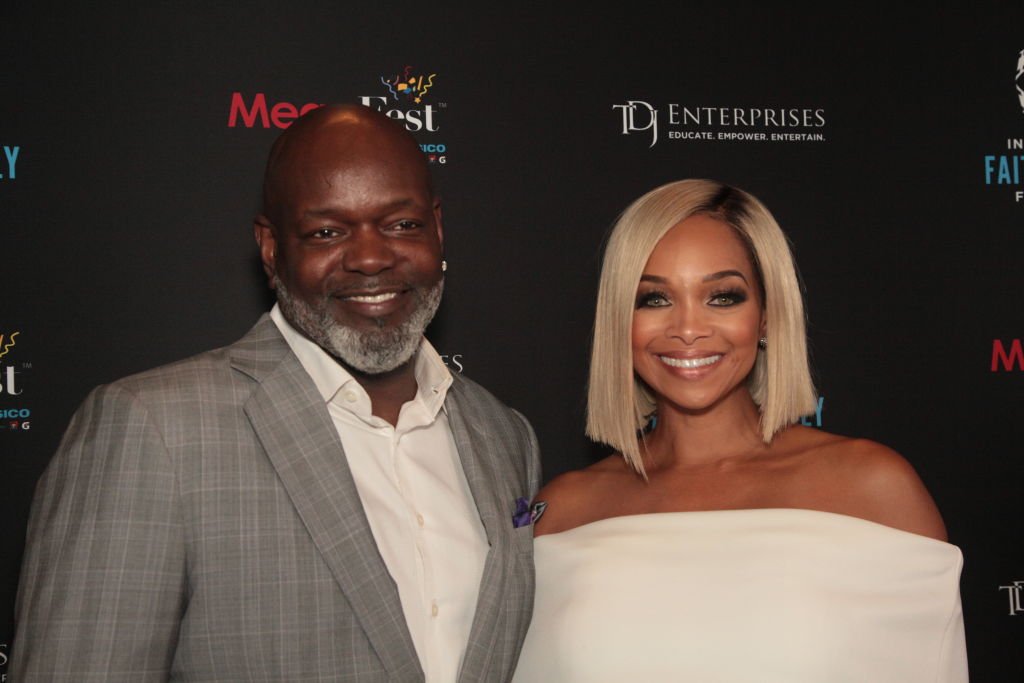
513;509;967;682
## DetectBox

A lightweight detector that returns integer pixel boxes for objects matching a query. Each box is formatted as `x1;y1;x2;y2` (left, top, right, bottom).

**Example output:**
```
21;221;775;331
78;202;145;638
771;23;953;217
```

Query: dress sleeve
936;589;969;682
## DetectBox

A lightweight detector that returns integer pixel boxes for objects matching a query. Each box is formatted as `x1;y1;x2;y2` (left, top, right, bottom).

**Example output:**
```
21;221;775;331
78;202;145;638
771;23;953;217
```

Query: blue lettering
799;396;825;427
985;154;1024;185
2;145;18;180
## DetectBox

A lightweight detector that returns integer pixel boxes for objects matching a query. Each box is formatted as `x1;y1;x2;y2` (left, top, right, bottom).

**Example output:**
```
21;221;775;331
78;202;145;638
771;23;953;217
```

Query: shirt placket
391;426;439;679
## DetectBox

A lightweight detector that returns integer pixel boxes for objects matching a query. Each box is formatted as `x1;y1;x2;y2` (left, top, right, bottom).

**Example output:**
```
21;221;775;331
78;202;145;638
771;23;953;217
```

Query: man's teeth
659;354;722;368
347;292;398;303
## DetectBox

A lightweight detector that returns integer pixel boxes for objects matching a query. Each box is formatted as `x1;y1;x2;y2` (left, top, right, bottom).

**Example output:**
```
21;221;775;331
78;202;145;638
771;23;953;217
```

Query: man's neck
344;361;418;427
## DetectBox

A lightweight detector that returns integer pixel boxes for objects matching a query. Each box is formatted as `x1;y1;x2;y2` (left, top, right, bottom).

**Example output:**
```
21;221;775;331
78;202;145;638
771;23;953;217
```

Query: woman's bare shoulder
801;431;948;541
531;455;635;537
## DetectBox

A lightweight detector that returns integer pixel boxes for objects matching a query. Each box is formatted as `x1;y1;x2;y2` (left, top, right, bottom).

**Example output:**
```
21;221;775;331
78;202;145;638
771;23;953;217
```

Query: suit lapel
235;319;422;681
445;384;510;681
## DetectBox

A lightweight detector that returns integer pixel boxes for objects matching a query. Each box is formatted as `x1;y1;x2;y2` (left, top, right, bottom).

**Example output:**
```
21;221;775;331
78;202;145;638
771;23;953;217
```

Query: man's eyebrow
301;198;421;219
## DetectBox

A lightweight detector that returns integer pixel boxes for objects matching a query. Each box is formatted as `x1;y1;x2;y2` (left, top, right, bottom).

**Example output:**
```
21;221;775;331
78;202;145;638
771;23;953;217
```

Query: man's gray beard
274;275;443;374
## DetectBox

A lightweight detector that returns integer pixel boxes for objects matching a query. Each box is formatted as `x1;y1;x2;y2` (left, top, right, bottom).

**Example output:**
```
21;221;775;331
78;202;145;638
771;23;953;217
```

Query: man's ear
433;198;444;251
253;216;278;287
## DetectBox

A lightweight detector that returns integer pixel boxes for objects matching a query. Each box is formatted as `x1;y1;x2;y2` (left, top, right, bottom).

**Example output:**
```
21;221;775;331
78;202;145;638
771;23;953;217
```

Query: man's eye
391;220;421;232
313;228;337;238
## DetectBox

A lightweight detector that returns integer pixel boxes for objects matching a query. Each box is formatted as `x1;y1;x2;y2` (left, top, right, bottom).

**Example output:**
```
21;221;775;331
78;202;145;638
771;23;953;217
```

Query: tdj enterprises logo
1;145;19;181
998;579;1024;615
613;100;826;148
981;49;1024;203
0;330;32;432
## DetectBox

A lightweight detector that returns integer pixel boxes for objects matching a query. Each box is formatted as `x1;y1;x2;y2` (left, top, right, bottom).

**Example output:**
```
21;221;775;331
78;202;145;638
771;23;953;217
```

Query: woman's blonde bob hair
586;179;817;476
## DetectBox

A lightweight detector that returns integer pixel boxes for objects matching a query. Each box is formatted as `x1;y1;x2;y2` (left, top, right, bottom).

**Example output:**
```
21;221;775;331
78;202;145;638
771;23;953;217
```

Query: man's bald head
252;102;445;378
259;103;434;227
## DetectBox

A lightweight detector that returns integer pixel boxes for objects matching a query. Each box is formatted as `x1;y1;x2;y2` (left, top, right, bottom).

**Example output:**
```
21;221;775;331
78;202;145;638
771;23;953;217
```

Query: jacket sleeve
11;383;186;682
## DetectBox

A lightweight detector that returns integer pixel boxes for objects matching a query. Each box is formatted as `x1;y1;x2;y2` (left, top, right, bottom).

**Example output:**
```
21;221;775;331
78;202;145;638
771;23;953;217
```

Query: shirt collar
269;303;452;420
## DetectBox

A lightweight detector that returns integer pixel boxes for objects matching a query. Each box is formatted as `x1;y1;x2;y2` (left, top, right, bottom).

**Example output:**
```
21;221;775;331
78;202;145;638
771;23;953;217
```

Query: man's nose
342;227;396;275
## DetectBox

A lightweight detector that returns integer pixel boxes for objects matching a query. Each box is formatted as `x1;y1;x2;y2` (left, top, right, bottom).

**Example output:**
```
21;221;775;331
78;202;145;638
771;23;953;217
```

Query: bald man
12;104;541;682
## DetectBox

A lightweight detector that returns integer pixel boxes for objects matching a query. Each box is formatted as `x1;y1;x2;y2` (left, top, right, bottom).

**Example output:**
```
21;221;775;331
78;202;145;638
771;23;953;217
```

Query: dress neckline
536;507;960;549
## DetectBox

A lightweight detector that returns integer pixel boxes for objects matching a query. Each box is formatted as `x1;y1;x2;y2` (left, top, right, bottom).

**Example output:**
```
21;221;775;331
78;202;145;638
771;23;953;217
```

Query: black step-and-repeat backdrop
4;4;1023;680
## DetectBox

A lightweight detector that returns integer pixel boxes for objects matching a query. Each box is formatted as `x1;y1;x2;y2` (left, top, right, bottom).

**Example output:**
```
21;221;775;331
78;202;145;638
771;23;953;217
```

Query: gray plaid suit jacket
12;314;542;682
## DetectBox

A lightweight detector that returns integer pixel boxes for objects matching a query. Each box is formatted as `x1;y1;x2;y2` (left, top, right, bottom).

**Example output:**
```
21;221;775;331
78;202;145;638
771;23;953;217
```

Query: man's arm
11;383;186;682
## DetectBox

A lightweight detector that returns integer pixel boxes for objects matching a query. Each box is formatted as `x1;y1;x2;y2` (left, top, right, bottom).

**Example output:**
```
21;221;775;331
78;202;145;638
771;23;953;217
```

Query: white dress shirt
271;305;489;682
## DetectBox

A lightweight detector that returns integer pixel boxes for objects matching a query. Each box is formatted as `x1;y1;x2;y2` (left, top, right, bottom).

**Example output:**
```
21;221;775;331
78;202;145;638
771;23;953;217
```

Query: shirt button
416;514;425;527
431;601;439;617
343;390;358;403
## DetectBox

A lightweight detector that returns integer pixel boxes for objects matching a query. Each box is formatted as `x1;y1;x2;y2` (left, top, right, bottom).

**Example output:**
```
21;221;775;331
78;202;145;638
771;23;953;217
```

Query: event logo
998;579;1024;615
358;65;447;163
227;67;447;161
991;339;1024;371
981;49;1024;203
0;641;7;679
1;145;19;181
439;353;464;373
799;396;825;427
380;66;436;105
358;65;444;135
227;93;323;129
1016;49;1024;114
0;330;31;432
0;331;17;361
612;100;826;148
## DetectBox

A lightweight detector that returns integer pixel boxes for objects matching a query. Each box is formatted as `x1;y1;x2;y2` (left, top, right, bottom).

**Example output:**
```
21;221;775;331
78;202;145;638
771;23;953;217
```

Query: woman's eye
708;290;747;306
636;291;670;308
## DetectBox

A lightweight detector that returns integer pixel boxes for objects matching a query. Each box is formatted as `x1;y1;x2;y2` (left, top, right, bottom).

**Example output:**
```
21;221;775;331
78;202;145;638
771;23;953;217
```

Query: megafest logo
0;330;31;432
998;579;1024;615
1;145;19;181
991;339;1023;371
981;49;1024;203
226;65;448;164
370;66;447;164
613;100;826;148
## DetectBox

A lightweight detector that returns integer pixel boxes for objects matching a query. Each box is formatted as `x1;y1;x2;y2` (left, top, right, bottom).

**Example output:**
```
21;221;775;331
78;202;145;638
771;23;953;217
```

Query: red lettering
228;92;269;128
228;93;324;128
270;102;298;128
991;339;1024;371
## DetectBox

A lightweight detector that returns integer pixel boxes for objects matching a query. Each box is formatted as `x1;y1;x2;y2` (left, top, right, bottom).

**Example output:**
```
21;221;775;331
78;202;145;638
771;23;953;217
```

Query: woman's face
631;214;765;414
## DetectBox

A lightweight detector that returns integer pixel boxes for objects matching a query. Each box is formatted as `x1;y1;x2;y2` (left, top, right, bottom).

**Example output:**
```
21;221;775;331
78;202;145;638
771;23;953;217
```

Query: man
12;104;541;681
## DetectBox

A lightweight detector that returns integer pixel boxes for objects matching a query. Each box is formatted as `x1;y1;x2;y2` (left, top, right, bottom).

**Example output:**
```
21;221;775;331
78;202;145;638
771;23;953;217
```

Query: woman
513;180;967;682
